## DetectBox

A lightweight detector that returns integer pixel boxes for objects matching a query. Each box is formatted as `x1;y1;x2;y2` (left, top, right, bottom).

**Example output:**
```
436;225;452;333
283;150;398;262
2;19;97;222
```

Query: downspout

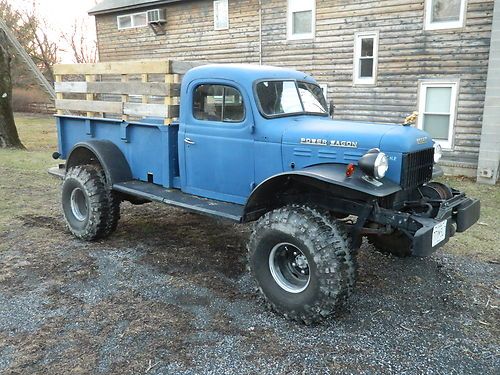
259;0;262;65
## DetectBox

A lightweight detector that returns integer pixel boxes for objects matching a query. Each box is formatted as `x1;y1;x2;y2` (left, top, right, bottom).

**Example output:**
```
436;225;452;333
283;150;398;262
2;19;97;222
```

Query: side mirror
329;100;335;118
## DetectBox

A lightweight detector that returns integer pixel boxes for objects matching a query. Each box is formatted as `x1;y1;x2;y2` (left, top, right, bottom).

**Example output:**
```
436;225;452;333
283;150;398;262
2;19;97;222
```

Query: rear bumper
410;196;480;256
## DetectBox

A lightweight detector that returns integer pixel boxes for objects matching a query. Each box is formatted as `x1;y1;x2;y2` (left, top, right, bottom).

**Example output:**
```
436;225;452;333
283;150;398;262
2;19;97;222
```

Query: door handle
184;138;195;145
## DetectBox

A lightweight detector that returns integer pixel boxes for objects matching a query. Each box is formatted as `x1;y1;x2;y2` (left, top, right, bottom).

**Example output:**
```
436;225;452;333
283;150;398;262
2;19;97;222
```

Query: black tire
248;205;348;324
62;165;109;241
307;207;358;298
95;168;121;237
368;231;412;257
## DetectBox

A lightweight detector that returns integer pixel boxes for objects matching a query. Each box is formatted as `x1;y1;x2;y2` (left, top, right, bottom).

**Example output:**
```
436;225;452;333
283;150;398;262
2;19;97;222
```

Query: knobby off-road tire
95;168;121;237
247;205;350;324
307;207;358;298
62;165;119;241
368;231;412;257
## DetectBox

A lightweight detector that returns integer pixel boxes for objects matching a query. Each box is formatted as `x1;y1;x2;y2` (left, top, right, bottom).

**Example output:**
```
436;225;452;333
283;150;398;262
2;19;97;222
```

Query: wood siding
94;0;495;173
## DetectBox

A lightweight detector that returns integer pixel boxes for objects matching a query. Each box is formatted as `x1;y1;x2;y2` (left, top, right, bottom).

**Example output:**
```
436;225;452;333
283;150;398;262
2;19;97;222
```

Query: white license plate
432;220;447;247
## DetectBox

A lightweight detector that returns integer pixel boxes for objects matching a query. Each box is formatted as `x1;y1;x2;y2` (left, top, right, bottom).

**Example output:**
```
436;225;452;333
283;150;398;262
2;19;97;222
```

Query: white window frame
417;80;459;150
353;31;379;86
214;0;229;31
117;11;148;30
287;0;315;40
424;0;467;31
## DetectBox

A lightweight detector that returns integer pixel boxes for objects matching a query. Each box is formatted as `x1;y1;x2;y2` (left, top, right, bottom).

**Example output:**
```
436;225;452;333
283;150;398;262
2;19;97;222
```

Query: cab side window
193;84;244;122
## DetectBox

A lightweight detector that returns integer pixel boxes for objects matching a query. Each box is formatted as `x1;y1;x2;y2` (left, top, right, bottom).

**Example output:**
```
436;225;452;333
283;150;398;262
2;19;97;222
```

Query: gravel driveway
0;201;498;374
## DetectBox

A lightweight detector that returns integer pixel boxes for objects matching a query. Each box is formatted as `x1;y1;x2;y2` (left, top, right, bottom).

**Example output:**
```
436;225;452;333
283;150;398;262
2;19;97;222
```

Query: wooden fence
53;60;205;125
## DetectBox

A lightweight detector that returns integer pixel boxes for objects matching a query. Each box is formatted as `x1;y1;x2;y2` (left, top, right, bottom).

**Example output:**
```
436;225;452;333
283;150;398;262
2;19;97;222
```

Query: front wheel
248;205;349;324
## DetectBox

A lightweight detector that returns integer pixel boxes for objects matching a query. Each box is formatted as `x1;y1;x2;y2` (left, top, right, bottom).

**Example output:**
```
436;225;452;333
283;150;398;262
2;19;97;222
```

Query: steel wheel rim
269;242;310;294
70;188;88;222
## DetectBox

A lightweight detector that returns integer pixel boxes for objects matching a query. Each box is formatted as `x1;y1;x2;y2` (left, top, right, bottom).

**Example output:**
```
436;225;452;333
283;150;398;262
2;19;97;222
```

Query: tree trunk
0;30;24;149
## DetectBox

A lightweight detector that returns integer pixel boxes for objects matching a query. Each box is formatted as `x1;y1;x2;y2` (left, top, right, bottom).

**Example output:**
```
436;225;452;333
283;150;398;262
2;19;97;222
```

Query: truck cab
51;62;480;324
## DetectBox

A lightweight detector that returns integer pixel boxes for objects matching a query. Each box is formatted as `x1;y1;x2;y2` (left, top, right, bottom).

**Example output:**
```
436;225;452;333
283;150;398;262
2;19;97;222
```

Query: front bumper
409;195;480;256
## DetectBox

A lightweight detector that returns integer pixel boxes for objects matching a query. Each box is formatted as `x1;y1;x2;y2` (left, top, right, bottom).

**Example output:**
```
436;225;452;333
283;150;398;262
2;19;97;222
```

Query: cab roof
183;64;317;86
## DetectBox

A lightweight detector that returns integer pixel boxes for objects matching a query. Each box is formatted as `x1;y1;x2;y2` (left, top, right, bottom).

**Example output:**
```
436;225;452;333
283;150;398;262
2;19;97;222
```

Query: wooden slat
170;60;207;75
121;75;129;122
141;73;148;105
55;75;63;116
55;99;122;113
123;103;179;118
54;81;87;93
54;59;171;75
85;74;96;117
54;81;180;96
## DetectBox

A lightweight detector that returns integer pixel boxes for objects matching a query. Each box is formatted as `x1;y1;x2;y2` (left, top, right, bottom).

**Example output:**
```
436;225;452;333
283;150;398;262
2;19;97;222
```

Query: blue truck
50;64;480;324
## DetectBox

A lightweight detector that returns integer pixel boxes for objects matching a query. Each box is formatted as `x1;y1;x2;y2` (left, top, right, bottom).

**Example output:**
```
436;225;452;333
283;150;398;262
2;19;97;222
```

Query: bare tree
62;20;98;64
0;0;58;86
0;30;24;149
20;4;59;83
0;0;59;148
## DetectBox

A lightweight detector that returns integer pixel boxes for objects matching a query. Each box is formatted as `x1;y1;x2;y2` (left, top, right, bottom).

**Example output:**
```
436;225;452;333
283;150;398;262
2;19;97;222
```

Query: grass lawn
0;113;498;261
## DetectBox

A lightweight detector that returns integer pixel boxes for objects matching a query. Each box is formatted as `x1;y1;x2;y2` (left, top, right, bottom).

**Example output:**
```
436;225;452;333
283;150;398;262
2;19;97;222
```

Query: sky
12;0;100;63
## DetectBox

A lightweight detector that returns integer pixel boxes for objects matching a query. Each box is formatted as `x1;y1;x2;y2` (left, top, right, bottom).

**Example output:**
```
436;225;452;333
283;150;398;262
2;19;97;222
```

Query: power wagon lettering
300;138;358;148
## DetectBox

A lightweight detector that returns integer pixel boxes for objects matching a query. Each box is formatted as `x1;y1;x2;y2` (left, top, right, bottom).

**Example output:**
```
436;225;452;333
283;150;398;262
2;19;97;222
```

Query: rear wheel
248;205;348;324
62;165;120;240
95;168;121;237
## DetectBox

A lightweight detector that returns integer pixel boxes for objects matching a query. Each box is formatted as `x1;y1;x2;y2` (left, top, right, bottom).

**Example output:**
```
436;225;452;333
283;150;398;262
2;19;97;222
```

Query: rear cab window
193;84;245;122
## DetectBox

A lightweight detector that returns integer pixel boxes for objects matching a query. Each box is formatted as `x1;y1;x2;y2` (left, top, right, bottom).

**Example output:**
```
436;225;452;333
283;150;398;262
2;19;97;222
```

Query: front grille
400;148;434;190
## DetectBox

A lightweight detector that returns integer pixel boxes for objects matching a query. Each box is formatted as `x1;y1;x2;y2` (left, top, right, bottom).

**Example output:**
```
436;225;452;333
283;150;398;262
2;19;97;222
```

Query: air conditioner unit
147;9;166;23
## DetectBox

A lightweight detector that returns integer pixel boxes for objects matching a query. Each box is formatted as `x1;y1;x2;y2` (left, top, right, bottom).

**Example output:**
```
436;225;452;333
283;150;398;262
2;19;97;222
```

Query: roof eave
88;0;184;16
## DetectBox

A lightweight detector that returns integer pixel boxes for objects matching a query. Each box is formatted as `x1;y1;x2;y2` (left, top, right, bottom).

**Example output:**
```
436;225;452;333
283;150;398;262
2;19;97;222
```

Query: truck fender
243;164;401;222
66;140;132;185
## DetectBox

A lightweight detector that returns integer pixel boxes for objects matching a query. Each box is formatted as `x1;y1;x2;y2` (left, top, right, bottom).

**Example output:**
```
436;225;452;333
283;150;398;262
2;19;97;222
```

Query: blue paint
56;64;436;204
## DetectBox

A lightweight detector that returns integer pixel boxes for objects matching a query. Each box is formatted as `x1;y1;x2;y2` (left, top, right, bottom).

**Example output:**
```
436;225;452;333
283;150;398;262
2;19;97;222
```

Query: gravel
0;202;498;374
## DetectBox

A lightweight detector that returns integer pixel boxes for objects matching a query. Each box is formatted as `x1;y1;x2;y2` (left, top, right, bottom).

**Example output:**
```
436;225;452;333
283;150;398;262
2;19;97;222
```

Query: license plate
432;220;447;247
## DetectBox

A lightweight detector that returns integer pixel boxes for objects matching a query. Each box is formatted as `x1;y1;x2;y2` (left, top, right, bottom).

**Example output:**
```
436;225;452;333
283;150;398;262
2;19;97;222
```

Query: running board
48;165;66;179
113;180;244;222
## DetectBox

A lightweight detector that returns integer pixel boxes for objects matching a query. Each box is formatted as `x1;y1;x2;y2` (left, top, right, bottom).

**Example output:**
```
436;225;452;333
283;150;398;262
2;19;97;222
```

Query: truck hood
282;116;434;153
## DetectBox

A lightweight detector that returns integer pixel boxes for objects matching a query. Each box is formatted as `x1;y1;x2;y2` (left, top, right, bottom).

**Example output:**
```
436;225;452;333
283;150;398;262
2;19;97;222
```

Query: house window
214;0;229;30
353;31;379;85
417;80;459;149
287;0;315;40
117;12;147;29
425;0;467;30
193;84;244;122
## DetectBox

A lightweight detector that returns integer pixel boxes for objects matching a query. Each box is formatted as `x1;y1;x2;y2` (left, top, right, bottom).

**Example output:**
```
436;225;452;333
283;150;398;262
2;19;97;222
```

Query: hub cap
269;242;310;293
70;188;88;221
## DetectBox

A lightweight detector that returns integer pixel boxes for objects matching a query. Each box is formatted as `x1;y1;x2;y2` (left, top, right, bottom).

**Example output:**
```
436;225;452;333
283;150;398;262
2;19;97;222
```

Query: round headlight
433;142;442;163
358;149;389;179
374;152;389;179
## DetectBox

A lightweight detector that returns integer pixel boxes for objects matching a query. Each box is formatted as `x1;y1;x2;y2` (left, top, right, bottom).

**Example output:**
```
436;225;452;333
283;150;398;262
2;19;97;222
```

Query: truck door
180;81;254;205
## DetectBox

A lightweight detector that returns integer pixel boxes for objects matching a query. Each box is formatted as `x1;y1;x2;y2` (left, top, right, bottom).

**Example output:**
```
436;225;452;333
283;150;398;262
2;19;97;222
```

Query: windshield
256;80;328;117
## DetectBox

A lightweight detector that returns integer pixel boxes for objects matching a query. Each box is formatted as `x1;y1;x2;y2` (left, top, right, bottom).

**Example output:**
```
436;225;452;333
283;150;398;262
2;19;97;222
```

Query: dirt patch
18;214;62;230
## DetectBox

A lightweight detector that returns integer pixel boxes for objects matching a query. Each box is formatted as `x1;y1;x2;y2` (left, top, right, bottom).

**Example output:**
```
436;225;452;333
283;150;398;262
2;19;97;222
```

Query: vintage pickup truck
50;63;480;324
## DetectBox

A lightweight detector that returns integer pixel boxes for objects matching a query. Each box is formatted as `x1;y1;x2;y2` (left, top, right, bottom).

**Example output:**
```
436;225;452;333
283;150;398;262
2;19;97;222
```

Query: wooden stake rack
54;60;204;125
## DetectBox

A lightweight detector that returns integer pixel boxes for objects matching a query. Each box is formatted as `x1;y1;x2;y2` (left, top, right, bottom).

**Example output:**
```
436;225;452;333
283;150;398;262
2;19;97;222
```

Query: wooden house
88;0;500;183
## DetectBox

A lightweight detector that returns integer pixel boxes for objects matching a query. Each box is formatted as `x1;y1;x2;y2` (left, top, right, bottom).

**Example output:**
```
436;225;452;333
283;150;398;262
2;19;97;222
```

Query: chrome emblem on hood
300;138;358;148
416;136;428;145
